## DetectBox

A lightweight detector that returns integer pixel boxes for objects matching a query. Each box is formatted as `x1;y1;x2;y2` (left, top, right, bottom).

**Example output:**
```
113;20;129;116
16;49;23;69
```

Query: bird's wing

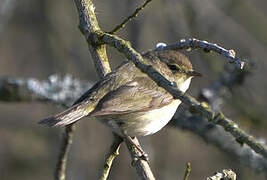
39;61;141;127
39;76;173;127
90;76;174;116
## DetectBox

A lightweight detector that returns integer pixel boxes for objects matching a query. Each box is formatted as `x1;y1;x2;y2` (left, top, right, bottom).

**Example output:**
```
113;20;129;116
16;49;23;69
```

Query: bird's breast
97;78;192;137
98;99;181;137
134;99;181;136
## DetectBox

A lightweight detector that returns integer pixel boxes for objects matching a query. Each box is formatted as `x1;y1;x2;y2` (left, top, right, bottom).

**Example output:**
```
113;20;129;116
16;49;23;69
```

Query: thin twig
99;134;122;180
55;125;75;180
109;0;153;34
162;38;245;69
183;162;191;180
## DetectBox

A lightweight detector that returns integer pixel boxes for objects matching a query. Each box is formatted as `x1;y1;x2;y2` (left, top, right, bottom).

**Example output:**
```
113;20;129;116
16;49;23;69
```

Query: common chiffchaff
40;49;200;155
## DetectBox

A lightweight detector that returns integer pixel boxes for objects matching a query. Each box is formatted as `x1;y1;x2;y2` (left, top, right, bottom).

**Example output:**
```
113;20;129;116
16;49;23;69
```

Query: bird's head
142;49;201;92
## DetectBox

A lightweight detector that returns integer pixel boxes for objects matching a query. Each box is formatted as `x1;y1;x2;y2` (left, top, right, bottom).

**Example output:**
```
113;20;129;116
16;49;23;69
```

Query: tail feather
39;104;90;127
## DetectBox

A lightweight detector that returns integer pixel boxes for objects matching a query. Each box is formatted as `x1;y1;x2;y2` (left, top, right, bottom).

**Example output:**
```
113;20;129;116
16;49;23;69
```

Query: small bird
40;49;200;156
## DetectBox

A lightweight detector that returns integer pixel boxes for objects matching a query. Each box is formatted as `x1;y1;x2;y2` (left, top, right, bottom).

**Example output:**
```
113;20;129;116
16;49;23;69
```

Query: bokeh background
1;0;267;179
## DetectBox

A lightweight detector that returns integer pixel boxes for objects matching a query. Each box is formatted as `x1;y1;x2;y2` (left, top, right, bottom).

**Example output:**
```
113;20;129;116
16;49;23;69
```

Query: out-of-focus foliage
0;0;267;179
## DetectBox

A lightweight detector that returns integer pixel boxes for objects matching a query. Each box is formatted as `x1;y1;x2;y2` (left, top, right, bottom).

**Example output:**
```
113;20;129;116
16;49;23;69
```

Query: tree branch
0;75;90;107
73;0;111;77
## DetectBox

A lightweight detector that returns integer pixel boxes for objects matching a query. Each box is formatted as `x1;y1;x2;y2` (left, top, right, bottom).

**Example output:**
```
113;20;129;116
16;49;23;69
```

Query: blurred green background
0;0;267;179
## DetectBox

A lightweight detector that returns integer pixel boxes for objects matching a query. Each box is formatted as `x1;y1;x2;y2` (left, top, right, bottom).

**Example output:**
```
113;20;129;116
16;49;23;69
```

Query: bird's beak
186;70;202;77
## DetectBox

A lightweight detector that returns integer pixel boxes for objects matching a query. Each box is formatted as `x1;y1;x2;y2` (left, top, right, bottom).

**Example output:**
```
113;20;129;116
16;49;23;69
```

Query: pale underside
92;77;192;136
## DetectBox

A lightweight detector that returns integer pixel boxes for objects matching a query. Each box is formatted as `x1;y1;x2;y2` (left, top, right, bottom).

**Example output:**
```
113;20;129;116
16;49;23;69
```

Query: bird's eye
167;64;178;71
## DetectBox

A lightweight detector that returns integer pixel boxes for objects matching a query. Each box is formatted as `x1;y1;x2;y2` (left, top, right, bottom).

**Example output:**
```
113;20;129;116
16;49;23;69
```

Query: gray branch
0;75;90;107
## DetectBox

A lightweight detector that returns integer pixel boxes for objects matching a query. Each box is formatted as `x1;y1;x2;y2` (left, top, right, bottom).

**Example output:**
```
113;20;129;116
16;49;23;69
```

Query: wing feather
39;102;94;127
90;77;173;116
39;76;173;126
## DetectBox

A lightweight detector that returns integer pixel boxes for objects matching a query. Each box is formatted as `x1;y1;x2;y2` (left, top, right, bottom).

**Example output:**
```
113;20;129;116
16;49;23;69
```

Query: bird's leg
123;135;149;161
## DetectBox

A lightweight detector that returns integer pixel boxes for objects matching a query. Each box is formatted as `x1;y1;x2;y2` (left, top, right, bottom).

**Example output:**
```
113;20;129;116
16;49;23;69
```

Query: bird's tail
39;103;92;127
